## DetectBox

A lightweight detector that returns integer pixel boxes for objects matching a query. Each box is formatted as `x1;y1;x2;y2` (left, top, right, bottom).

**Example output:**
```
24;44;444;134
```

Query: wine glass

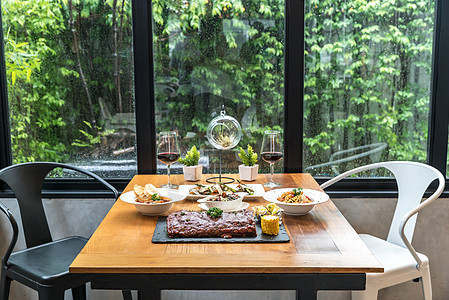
157;131;180;189
260;130;283;188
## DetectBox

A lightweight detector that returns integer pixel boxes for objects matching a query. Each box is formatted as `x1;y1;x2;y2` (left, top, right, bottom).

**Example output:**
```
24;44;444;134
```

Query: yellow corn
261;215;280;235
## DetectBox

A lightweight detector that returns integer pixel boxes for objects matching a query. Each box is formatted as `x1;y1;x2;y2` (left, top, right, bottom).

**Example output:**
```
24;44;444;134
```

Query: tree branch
68;0;97;129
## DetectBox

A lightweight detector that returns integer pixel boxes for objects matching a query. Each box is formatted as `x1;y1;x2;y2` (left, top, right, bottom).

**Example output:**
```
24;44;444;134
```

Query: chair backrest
0;162;118;248
305;142;387;175
383;162;444;247
98;97;112;120
0;201;19;267
320;161;445;248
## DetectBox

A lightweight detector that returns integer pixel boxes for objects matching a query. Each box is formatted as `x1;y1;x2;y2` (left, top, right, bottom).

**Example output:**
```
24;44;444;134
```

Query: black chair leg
0;271;12;300
72;284;87;300
38;286;65;300
122;290;133;300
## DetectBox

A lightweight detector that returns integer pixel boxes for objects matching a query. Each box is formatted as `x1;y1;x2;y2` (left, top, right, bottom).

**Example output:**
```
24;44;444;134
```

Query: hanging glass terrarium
206;105;242;183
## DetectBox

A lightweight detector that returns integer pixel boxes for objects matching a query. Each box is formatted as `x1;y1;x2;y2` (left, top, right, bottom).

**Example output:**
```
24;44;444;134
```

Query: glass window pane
153;0;285;175
3;0;135;178
303;1;434;177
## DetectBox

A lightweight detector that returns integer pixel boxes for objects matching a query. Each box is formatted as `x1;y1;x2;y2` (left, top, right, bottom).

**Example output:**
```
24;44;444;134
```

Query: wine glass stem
219;149;222;182
167;165;171;185
270;164;274;182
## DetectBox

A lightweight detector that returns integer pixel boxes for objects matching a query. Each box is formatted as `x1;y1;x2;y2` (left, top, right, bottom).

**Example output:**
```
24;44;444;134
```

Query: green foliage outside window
3;0;133;163
303;0;432;175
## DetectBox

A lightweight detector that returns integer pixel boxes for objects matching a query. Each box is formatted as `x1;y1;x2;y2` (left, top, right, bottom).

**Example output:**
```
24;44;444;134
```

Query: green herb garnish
206;207;223;218
292;188;303;196
151;193;161;200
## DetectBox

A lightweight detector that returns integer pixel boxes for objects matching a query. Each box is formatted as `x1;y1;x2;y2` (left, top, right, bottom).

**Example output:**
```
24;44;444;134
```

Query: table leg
139;287;161;300
296;289;317;300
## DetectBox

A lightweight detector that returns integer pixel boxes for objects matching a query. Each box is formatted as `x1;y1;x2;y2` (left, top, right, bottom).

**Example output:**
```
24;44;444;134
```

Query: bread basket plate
120;190;186;216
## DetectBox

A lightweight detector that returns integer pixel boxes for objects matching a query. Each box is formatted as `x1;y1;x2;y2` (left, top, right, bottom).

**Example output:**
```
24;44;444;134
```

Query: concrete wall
0;197;447;300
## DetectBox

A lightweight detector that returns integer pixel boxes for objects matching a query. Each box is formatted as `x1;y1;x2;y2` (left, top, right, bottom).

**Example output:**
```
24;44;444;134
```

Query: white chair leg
421;266;432;300
351;286;378;300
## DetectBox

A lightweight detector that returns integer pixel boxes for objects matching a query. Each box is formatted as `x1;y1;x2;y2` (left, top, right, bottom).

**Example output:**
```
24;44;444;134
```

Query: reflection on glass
153;1;285;175
303;1;433;177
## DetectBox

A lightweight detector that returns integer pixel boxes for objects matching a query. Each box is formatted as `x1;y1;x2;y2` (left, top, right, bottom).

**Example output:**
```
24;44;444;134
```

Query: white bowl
120;189;186;216
263;188;329;215
196;192;245;211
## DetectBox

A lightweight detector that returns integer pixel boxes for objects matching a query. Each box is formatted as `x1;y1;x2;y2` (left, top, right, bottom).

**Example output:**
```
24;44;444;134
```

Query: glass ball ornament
206;108;242;150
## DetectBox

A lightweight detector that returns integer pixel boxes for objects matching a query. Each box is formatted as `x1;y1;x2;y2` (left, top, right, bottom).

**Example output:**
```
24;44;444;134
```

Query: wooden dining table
70;173;383;299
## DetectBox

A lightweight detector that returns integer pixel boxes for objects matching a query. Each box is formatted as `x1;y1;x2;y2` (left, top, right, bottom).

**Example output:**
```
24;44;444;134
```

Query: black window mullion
0;1;12;171
132;0;157;174
428;0;449;176
284;0;305;173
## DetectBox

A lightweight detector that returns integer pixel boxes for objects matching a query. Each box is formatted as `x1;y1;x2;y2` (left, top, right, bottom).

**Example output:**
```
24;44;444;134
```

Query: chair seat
360;234;428;281
7;236;88;284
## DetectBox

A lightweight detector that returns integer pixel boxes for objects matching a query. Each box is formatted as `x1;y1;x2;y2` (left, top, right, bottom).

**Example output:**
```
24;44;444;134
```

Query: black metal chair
0;162;132;300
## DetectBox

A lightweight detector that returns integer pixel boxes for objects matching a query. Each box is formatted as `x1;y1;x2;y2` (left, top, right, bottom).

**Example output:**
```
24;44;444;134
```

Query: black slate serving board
152;217;290;243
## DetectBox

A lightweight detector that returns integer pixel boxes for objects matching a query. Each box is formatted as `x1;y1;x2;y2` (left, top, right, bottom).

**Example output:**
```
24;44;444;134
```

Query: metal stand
206;149;234;184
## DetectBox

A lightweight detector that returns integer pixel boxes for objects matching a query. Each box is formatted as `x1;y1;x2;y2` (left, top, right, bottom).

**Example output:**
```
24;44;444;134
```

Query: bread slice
133;183;160;203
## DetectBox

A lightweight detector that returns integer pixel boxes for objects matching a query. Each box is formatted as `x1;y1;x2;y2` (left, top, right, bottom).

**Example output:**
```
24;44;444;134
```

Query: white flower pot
183;165;203;181
239;164;259;181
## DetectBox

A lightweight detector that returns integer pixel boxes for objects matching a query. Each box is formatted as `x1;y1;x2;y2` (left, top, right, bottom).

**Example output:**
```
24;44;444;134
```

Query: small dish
120;189;186;216
196;192;245;211
198;202;249;212
263;188;329;215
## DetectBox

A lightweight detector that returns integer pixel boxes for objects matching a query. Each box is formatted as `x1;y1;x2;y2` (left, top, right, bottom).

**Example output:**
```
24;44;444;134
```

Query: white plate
198;202;250;212
120;189;186;216
263;188;329;215
179;184;265;199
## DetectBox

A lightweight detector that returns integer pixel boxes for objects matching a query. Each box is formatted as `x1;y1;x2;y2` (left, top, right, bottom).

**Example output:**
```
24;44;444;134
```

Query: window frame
0;0;448;198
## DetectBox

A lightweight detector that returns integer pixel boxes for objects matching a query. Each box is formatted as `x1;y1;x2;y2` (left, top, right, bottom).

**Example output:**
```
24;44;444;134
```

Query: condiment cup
197;192;245;211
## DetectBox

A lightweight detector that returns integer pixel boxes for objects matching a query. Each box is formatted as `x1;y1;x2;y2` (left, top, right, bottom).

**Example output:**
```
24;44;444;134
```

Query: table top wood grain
69;173;383;274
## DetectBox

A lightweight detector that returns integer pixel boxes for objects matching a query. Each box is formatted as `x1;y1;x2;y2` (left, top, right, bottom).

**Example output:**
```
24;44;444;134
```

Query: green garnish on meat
206;207;223;218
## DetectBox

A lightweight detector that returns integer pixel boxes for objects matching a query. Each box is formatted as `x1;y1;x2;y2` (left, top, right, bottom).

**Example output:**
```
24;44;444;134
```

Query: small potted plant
178;145;202;181
238;144;259;181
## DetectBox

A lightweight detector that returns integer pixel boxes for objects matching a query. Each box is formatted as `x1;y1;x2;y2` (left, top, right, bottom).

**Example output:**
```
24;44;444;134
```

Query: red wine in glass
260;130;283;188
261;152;283;164
157;131;180;189
157;152;180;165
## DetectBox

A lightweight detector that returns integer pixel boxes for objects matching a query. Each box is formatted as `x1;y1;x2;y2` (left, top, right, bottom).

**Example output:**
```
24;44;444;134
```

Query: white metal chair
320;161;445;300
